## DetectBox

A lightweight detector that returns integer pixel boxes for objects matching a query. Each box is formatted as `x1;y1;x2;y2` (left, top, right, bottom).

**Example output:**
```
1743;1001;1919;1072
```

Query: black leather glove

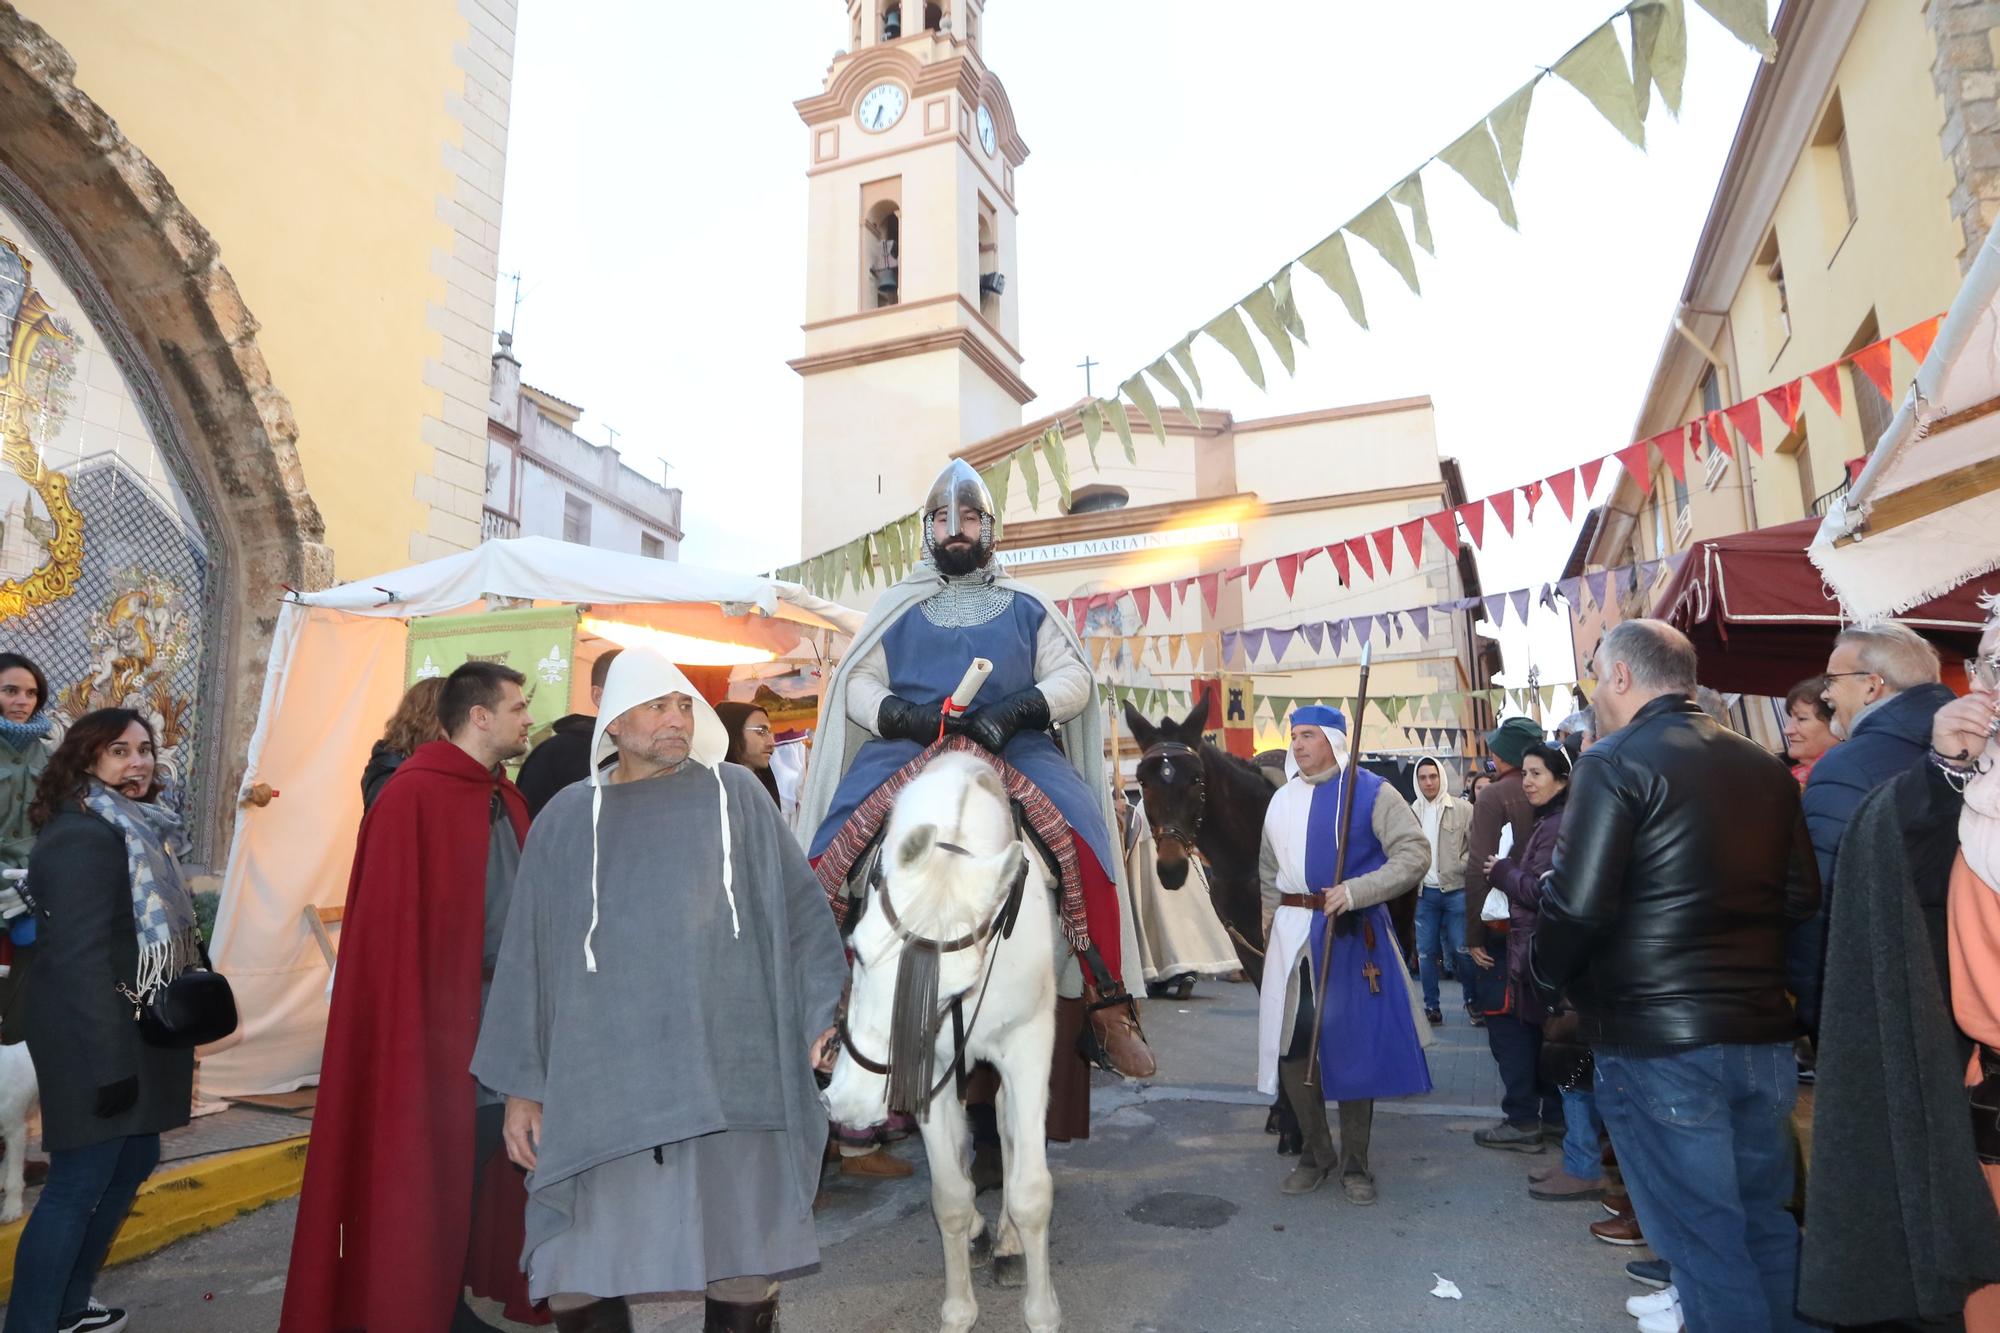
94;1075;138;1119
876;694;944;745
954;688;1052;754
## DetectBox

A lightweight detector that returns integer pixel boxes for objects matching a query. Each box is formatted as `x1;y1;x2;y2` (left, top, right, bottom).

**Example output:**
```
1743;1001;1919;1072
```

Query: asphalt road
9;978;1653;1331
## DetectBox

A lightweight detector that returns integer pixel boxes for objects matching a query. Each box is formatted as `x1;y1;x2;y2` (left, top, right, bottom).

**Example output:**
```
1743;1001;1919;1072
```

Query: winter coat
514;712;595;818
1804;682;1957;893
1490;792;1567;1024
1463;769;1535;950
23;804;194;1151
359;741;408;811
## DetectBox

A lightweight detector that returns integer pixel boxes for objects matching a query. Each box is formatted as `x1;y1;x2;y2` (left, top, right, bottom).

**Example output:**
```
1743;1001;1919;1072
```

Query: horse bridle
836;839;1029;1114
1138;740;1206;855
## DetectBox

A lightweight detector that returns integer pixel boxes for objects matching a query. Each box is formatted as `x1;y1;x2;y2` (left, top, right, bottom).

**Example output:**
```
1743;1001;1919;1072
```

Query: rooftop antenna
603;424;620;452
503;270;525;337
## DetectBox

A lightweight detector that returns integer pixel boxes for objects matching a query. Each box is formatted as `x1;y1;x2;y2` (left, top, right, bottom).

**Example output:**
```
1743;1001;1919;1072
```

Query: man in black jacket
515;649;620;818
1532;620;1819;1333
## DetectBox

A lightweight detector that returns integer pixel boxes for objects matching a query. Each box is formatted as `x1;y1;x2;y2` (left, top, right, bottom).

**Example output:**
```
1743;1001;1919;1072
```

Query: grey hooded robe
471;761;847;1298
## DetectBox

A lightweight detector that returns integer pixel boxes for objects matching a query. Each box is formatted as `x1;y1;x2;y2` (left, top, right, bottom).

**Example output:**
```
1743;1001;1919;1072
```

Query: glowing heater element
580;616;779;666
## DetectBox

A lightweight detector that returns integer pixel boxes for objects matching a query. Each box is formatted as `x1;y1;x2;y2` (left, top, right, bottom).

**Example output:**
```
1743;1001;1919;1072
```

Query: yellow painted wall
34;2;486;576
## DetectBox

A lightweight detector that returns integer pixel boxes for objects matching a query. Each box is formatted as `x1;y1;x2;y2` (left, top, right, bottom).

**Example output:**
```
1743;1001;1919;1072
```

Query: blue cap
1290;704;1347;733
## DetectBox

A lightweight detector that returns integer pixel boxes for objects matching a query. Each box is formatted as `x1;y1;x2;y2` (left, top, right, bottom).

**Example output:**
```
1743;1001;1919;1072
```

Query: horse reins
1139;740;1206;855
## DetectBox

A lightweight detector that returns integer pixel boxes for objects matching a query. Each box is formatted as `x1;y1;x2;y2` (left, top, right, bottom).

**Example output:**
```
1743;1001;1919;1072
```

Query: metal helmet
921;459;997;562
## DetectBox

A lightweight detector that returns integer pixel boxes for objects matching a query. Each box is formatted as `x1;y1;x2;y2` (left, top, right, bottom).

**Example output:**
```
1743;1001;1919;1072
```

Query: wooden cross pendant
1361;959;1382;995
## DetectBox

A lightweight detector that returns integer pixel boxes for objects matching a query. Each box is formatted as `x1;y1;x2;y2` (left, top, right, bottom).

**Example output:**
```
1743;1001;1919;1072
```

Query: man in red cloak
282;661;541;1332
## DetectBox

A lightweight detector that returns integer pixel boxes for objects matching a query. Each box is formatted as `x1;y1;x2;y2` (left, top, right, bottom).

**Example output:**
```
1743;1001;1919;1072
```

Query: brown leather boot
1080;980;1157;1079
703;1295;778;1331
552;1297;633;1333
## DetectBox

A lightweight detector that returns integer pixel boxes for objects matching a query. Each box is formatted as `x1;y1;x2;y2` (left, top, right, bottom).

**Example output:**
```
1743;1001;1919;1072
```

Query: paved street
14;977;1653;1331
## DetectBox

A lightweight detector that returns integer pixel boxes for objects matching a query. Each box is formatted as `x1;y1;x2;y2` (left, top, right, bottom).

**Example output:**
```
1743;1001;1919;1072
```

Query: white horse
824;752;1061;1333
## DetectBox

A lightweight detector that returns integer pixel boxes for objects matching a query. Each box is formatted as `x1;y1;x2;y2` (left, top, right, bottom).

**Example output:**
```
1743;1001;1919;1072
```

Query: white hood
582;647;738;971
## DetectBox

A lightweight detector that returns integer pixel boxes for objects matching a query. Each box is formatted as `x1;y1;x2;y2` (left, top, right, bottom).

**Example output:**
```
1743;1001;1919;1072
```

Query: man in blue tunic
797;459;1152;1081
1255;707;1433;1203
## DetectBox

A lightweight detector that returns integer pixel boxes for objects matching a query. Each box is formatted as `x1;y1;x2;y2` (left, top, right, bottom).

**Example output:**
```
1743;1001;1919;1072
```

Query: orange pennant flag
1723;399;1764;455
1808;364;1844;416
1895;314;1943;366
1850;339;1895;403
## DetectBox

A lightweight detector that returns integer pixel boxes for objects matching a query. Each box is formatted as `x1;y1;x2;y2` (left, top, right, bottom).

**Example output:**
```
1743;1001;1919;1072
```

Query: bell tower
793;0;1034;558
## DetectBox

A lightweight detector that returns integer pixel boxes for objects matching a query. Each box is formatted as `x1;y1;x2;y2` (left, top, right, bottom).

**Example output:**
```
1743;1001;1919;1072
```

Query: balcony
481;507;520;542
1809;476;1851;518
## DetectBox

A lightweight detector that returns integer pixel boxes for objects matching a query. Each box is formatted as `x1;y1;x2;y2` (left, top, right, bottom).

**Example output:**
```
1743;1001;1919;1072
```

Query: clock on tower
791;0;1035;566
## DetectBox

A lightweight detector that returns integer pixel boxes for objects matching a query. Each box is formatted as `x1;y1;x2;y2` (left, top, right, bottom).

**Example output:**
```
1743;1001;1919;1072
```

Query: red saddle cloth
814;735;1090;952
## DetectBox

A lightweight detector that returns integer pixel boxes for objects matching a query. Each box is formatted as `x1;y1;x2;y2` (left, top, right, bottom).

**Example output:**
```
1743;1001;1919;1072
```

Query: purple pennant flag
1329;619;1347;655
1538;583;1557;612
1509;588;1531;622
1586;570;1612;607
1267;626;1297;663
1355;616;1374;647
1246;628;1271;664
1559;576;1583;606
1222;630;1241;666
1301;620;1325;654
1379;613;1398;643
1483;594;1504;625
1667;553;1688;575
1408;605;1429;637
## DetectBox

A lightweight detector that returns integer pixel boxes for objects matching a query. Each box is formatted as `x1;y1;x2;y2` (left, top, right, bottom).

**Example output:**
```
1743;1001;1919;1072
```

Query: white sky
493;0;1770;687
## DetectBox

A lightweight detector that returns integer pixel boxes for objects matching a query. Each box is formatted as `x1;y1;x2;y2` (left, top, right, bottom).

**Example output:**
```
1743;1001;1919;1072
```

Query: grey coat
24;805;193;1151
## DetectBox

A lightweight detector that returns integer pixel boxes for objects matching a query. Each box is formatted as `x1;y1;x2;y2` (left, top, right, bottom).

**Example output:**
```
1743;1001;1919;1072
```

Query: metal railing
1809;476;1851;518
481;508;520;541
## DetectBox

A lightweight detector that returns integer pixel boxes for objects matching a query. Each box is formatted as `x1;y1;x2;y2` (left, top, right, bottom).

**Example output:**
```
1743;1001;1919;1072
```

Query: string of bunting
1106;677;1591;742
780;0;1780;600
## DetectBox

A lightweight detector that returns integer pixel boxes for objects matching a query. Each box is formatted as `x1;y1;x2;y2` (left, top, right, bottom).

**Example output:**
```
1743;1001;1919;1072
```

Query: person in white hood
1408;754;1471;1025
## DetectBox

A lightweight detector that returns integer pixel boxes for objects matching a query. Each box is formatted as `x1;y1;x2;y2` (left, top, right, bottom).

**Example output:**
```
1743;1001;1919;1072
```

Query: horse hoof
1276;1134;1302;1157
968;1229;993;1269
992;1253;1026;1289
971;1144;1003;1195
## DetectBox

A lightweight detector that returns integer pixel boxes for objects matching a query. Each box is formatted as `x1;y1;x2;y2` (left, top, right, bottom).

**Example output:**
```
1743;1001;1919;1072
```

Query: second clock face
859;83;907;132
976;103;997;156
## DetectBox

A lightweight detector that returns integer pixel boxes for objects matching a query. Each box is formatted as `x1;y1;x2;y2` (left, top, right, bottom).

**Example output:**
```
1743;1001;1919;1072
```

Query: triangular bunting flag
1489;490;1516;538
1549;468;1578;519
1276;552;1301;598
1895;314;1942;366
1202;308;1266;391
1482;595;1504;625
1437;120;1519;230
1850;339;1895;403
1221;631;1242;667
1586;569;1611;608
1147;356;1200;428
1298;230;1369;330
1328;619;1346;655
1041;427;1073;509
1198;572;1221;617
1132;584;1153;625
1409;605;1430;637
1346;195;1422;295
1691;0;1779;59
1327;543;1351;586
1121;374;1168;446
1245;561;1267;592
1268;627;1297;663
1509;588;1531;622
1559;576;1583;605
1656;428;1688;485
1170;337;1204;398
1399;518;1426;566
1425;508;1460;554
1615;440;1654;493
1555;22;1646;149
1723;399;1763;455
1457;501;1486;548
1272;266;1309;344
1166;634;1186;667
1490;79;1537;183
1243;629;1268;665
1153;582;1176;616
1580;455;1607;497
1239;285;1298;376
1705;409;1733;459
1301;621;1325;654
1079;401;1104;468
1763;380;1802;430
1017;443;1042;512
1807;364;1844;416
1378;613;1398;644
1389;172;1434;255
1371;527;1398;573
1105;398;1138;463
1349;537;1376;580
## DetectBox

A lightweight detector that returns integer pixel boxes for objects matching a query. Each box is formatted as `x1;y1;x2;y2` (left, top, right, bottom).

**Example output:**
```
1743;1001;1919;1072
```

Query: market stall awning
1812;216;2000;616
1655;518;1988;696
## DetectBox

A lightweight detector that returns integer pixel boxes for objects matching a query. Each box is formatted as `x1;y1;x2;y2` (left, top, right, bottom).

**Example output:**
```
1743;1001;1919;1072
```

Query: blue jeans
1561;1086;1604;1179
4;1133;161;1332
1413;886;1465;1012
1596;1042;1804;1332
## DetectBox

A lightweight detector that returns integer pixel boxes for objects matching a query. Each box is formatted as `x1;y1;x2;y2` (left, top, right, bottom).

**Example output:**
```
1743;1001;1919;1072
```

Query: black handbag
123;966;238;1049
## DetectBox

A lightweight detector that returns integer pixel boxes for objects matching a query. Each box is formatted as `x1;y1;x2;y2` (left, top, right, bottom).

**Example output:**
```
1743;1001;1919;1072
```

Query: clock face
858;83;907;132
976;104;997;156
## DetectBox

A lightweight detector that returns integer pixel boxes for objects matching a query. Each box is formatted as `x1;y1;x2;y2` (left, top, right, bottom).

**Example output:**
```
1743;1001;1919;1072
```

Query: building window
861;177;903;310
1794;433;1817;515
1847;314;1893;455
880;0;901;40
563;494;592;545
977;195;1000;321
1066;484;1129;515
1755;229;1790;349
641;533;665;559
925;2;945;33
1814;93;1858;252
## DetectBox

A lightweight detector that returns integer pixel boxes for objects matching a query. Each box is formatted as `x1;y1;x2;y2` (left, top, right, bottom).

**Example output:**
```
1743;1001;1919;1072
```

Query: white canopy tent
198;536;858;1096
1812;217;2000;617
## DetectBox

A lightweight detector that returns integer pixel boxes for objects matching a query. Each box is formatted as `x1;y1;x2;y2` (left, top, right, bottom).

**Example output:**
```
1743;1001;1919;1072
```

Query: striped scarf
81;780;202;1000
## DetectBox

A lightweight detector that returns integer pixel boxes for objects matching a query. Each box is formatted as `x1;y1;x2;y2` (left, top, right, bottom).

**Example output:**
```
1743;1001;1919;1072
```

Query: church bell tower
793;0;1033;559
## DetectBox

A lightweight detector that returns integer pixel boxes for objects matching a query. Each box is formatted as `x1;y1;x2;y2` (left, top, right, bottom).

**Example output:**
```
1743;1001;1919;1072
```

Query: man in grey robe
472;647;848;1333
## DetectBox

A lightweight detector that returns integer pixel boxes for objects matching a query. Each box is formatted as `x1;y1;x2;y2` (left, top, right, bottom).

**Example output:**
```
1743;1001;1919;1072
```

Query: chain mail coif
918;561;1015;627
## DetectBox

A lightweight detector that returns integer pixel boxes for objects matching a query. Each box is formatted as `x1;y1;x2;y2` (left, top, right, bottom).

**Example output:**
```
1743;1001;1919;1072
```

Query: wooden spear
1306;640;1373;1088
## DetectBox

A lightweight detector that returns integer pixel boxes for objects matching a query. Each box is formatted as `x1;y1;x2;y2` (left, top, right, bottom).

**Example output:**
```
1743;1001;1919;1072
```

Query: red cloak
281;740;540;1332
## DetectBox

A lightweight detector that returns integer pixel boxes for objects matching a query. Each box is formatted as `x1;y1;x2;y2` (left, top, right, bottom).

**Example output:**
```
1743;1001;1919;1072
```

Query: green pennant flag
1299;230;1368;329
1202;307;1267;390
1080;400;1105;469
1389;173;1434;256
1121;374;1167;446
1692;0;1776;59
1239;285;1297;375
1041;427;1073;510
1147;356;1200;427
980;456;1012;518
1271;265;1309;344
907;512;925;563
1017;443;1042;512
1438;120;1519;230
1634;0;1687;116
1490;79;1537;183
842;539;862;593
1555;22;1645;149
1170;336;1204;397
1346;195;1421;294
882;517;903;581
1105;398;1138;464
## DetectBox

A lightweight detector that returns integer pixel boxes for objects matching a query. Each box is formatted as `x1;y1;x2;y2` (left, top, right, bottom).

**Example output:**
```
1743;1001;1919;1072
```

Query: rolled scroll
941;658;993;722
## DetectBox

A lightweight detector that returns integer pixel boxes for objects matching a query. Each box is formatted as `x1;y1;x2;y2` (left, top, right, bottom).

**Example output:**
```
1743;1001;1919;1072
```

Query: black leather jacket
1530;694;1819;1047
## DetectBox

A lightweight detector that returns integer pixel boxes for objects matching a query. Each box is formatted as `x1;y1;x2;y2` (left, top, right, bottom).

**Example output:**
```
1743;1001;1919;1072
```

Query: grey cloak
471;761;847;1298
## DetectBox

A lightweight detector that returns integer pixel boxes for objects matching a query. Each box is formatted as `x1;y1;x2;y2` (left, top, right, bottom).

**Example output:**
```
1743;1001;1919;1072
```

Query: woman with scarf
6;709;202;1333
0;652;52;1043
716;700;782;807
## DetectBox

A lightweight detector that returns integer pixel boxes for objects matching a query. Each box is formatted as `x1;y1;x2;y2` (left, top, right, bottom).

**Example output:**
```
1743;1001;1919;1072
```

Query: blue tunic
808;592;1114;877
1304;768;1433;1102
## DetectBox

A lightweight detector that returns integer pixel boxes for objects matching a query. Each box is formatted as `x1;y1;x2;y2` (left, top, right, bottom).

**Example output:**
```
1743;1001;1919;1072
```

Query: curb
0;1133;308;1300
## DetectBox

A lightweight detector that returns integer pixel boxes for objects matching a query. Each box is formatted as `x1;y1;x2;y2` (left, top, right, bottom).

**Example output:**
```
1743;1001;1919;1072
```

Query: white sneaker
1636;1296;1685;1333
1627;1284;1678;1317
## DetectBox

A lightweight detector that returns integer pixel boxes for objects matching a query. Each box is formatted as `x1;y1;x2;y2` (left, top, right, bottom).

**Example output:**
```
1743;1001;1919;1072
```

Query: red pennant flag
1657;429;1688;484
1132;584;1152;625
1425;508;1459;552
1275;552;1301;598
1069;598;1088;634
1522;479;1544;514
1724;400;1764;455
1346;537;1374;580
1851;339;1895;402
1615;440;1654;493
1580;456;1606;496
1705;410;1733;459
1763;381;1801;430
1399;518;1426;565
1488;490;1516;538
1808;364;1844;416
1326;542;1351;586
1371;527;1397;573
1895;314;1942;365
1197;572;1220;616
1152;583;1176;616
1457;502;1486;549
1245;562;1266;591
1548;469;1578;519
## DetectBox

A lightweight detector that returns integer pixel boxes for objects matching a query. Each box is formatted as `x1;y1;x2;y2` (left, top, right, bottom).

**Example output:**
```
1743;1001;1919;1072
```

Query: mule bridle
836;839;1028;1114
1138;740;1206;854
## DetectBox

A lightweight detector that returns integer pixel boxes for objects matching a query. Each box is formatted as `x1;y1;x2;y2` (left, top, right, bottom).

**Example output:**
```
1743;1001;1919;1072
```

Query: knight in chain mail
798;460;1154;1113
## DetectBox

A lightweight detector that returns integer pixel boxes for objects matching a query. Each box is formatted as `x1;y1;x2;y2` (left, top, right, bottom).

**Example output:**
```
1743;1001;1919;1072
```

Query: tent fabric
1813;218;2000;616
198;541;855;1097
1652;518;1988;697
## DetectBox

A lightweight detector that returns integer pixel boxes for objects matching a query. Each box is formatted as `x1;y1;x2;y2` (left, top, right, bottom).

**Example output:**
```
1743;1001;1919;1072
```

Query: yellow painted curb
0;1133;308;1301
